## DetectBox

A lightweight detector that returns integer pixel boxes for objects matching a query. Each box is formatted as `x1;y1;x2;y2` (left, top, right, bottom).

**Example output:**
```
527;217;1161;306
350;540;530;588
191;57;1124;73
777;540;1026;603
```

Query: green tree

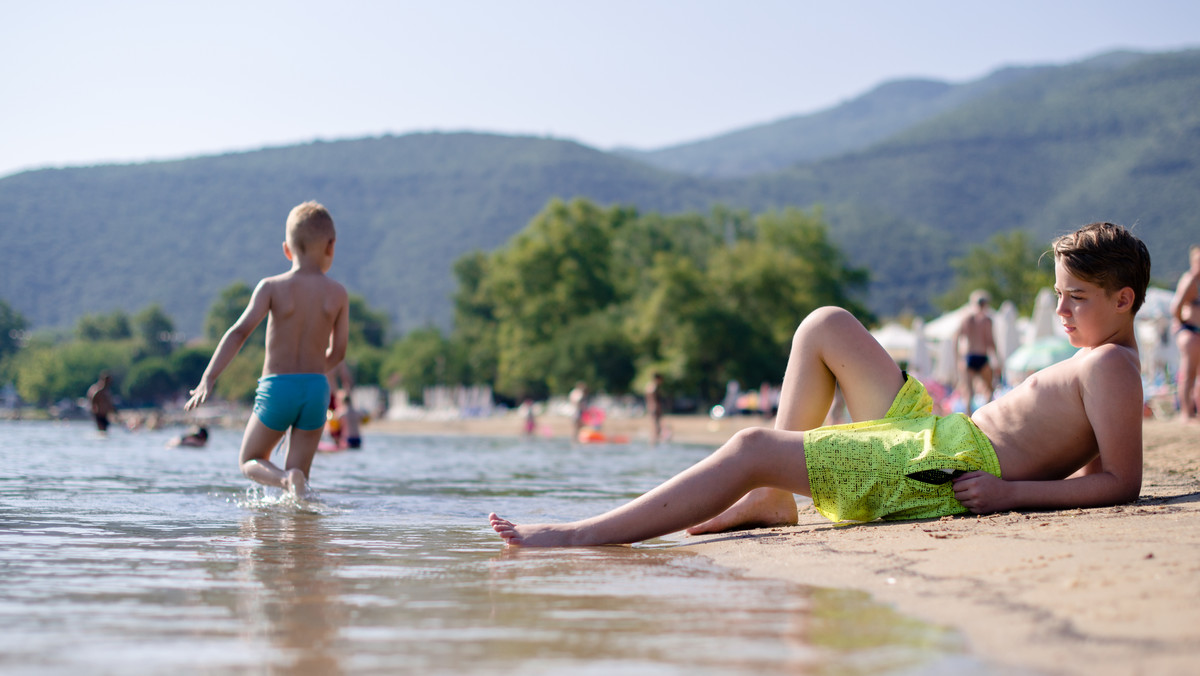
450;251;498;387
939;230;1055;315
133;304;176;357
204;282;266;346
14;341;134;406
380;327;464;403
76;310;132;341
169;346;213;395
348;294;389;348
626;208;870;404
483;198;635;398
0;300;29;382
123;356;176;405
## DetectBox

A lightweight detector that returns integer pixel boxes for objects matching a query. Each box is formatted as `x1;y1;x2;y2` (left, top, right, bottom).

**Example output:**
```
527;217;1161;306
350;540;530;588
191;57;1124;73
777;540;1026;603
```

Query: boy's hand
951;471;1013;514
185;382;211;411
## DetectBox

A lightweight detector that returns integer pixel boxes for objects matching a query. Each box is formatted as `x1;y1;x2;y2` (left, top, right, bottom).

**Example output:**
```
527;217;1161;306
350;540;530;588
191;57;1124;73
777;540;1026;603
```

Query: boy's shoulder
1073;342;1141;392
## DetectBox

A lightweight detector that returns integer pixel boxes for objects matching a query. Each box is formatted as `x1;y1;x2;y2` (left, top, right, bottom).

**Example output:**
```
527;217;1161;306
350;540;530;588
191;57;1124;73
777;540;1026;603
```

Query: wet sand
370;413;1200;675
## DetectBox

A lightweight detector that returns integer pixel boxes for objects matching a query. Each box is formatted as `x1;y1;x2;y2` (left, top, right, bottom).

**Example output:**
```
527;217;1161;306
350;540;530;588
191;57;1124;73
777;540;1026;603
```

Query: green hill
1;48;1196;339
755;47;1200;292
0;134;729;337
617;67;1041;177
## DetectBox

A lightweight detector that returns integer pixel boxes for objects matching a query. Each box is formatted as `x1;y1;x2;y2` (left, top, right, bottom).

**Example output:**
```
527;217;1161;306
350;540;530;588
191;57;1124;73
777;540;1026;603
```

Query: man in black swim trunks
955;290;1003;415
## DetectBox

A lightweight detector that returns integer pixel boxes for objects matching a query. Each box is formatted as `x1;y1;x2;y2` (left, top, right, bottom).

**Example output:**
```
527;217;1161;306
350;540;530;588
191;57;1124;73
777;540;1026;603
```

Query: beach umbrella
934;335;957;384
871;323;914;362
995;300;1021;360
1006;336;1079;374
910;317;932;376
1030;288;1060;340
925;304;969;341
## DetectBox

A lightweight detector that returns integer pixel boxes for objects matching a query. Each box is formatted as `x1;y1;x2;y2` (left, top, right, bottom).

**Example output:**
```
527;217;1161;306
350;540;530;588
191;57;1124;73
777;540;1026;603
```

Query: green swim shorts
804;374;1001;523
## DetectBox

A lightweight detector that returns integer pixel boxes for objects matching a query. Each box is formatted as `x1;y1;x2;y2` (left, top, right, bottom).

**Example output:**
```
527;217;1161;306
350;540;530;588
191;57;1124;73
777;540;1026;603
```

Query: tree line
0;198;1053;411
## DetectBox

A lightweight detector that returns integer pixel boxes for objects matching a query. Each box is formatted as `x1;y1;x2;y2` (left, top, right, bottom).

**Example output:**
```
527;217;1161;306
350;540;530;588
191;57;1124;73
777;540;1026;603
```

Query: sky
2;1;1198;178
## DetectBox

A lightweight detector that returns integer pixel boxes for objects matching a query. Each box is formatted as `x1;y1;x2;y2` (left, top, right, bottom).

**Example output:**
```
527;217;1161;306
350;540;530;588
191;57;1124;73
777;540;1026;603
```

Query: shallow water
0;420;1013;675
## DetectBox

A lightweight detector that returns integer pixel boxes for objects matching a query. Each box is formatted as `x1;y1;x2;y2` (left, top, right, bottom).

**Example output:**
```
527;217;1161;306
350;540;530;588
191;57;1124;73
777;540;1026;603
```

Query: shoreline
372;413;1200;675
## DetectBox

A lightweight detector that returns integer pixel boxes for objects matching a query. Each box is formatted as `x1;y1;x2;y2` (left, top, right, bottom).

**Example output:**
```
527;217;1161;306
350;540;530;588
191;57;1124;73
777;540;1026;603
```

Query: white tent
1030;287;1061;341
871;323;915;362
994;300;1021;361
910;317;932;376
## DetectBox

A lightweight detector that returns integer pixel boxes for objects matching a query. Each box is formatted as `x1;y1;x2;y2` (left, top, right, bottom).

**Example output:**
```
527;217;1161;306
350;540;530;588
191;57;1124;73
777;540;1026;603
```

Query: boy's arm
955;349;1143;512
185;280;272;410
323;286;350;374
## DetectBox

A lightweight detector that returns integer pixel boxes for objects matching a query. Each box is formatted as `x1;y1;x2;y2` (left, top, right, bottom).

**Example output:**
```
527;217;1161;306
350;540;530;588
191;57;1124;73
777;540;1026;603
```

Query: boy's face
1053;260;1132;348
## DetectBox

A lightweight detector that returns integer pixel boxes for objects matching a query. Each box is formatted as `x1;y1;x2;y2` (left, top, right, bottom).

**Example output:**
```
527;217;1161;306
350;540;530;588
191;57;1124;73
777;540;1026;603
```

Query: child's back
186;201;349;498
260;267;348;376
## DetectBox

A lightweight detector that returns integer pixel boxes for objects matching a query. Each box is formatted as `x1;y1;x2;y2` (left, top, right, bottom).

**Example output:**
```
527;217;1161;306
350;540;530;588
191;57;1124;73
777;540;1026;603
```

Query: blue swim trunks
253;374;330;432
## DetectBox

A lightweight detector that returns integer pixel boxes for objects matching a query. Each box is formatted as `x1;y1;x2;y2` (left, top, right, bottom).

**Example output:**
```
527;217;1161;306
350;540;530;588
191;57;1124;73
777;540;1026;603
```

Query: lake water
0;420;1012;675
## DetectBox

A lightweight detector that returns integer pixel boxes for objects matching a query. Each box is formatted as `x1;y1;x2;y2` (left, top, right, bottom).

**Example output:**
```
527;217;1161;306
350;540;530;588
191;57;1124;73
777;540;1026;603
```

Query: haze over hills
0;48;1196;339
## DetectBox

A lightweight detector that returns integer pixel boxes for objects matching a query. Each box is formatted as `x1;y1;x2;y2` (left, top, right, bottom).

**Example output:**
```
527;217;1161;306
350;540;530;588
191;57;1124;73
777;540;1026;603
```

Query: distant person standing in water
645;372;666;444
569;382;590;440
955;290;1002;415
1170;245;1200;423
87;372;116;433
334;390;363;450
185;201;350;499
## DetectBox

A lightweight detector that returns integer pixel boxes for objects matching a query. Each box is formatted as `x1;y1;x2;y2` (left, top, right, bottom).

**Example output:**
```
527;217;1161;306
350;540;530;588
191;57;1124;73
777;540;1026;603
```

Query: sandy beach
371;412;1200;675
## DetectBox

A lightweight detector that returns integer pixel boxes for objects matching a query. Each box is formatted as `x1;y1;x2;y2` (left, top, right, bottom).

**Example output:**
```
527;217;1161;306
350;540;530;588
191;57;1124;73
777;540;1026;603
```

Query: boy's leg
688;306;904;534
239;415;290;488
491;425;812;547
282;426;324;496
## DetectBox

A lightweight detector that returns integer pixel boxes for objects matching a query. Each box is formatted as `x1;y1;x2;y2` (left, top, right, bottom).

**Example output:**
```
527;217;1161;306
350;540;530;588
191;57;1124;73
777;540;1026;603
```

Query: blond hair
285;201;336;254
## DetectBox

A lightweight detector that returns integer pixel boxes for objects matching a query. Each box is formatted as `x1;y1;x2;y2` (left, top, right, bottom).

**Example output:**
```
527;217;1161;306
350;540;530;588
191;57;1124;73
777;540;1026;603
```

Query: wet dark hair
1052;222;1151;314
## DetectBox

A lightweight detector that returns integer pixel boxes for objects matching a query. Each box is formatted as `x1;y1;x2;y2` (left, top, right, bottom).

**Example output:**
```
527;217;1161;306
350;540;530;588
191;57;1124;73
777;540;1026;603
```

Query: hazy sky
3;1;1197;178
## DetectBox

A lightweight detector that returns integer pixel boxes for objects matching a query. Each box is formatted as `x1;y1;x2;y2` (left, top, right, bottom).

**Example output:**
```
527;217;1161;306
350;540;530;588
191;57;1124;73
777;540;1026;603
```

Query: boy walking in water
491;222;1149;546
186;201;349;499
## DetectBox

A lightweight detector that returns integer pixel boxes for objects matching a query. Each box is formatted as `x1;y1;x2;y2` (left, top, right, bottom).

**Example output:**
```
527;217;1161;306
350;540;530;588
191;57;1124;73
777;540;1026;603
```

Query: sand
369;413;1200;675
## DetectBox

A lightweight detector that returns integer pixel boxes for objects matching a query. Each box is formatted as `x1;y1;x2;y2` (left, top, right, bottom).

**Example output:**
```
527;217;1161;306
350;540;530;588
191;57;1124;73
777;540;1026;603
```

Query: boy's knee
794;306;853;340
727;426;773;456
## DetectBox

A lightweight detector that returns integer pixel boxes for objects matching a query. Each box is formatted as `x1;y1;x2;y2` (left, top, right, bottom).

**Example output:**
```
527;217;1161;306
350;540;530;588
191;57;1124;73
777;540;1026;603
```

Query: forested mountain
0;134;729;337
619;51;1148;178
1;48;1196;339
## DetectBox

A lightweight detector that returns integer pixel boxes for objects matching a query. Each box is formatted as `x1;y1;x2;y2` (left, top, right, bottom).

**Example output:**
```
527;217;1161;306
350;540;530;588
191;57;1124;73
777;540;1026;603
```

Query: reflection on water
0;421;1009;675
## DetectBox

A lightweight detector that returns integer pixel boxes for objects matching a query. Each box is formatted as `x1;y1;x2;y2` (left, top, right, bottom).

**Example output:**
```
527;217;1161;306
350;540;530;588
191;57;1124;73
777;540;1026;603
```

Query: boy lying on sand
490;222;1150;546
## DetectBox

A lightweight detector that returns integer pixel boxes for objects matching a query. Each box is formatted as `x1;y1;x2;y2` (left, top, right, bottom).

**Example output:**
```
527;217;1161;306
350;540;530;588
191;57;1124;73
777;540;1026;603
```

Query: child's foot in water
283;468;309;501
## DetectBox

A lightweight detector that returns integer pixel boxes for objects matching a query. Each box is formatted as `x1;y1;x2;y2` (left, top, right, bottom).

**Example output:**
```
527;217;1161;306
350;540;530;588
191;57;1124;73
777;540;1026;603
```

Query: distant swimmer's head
285;201;336;256
1052;222;1150;315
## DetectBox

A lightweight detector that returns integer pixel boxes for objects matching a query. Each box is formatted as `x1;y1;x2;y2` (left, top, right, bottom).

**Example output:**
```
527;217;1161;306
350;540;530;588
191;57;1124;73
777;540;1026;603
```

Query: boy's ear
282;241;294;261
1114;287;1135;313
326;238;336;256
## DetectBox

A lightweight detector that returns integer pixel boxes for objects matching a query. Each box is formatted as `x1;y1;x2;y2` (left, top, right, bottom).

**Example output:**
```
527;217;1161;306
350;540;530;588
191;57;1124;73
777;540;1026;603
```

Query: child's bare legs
238;416;322;498
490;424;812;546
490;307;906;546
687;306;904;534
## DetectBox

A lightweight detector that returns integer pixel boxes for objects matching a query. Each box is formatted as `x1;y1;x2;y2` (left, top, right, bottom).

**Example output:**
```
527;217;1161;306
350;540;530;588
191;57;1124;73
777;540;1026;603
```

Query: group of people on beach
178;201;1192;549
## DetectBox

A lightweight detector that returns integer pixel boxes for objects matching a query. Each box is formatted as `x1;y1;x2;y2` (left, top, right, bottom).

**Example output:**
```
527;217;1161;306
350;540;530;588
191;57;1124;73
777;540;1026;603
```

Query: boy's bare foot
685;487;798;535
283;468;309;500
489;513;581;547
